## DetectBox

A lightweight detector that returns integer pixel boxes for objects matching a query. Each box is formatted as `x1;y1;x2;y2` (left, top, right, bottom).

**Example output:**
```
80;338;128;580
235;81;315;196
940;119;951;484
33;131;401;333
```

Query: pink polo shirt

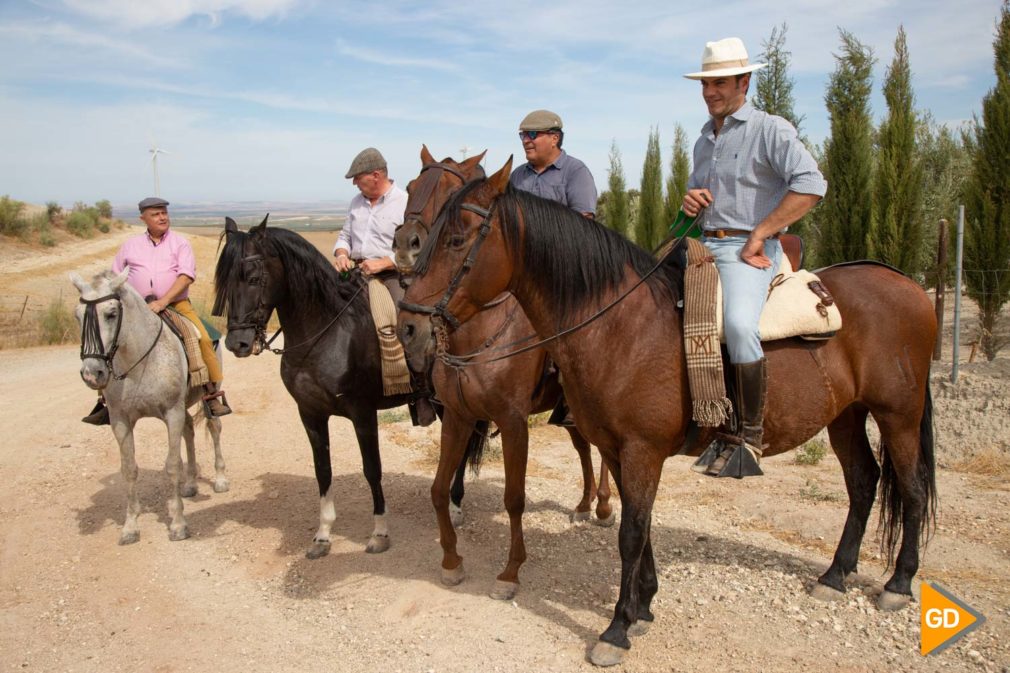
112;228;196;301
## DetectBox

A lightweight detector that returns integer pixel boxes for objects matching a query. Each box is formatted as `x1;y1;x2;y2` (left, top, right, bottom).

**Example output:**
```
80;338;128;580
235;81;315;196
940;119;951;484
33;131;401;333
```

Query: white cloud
59;0;301;29
334;39;460;72
0;20;183;68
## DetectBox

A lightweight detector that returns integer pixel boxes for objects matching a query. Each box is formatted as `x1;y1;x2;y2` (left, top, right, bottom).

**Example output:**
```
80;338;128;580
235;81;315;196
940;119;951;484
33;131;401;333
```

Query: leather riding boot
705;358;767;478
202;382;233;418
82;397;110;425
411;396;438;427
547;396;577;427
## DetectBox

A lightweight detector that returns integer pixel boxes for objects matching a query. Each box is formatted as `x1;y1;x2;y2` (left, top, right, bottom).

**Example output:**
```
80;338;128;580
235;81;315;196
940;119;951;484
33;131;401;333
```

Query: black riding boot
202;382;233;418
705;358;767;478
82;397;110;425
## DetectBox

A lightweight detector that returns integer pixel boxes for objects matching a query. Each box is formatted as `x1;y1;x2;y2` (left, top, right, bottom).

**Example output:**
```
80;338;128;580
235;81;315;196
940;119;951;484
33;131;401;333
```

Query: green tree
95;199;113;219
754;22;805;134
917;114;970;287
663;124;691;229
963;0;1010;360
867;26;923;276
604;140;630;238
636;127;664;250
817;30;875;266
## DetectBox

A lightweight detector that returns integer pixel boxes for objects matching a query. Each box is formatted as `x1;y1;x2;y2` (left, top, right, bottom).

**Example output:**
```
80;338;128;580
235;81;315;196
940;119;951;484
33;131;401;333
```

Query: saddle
160;307;211;387
365;280;413;396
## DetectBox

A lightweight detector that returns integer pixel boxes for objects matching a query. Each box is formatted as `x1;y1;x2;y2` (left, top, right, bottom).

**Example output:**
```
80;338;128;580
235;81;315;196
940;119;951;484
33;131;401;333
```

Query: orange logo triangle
921;582;986;656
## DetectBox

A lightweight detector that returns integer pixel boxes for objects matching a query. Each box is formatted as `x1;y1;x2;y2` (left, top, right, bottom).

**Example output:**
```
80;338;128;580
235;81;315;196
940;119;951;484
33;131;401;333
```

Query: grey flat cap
519;109;563;131
138;197;169;212
345;147;387;179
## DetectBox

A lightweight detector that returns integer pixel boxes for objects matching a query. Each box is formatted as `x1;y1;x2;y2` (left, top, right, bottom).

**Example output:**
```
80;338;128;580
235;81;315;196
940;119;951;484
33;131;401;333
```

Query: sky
0;0;1003;211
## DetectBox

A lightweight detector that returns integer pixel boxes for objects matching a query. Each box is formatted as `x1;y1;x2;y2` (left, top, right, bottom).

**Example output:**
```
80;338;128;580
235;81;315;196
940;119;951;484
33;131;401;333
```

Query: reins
400;199;698;368
79;293;165;381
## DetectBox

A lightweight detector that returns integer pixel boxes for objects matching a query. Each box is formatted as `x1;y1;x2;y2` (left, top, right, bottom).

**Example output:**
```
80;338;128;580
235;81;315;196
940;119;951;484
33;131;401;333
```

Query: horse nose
408;232;421;253
225;330;253;357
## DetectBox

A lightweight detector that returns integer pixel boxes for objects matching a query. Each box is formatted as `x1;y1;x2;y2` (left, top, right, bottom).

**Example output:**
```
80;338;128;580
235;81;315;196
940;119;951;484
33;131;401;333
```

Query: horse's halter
225;249;273;355
398;200;496;354
79;293;164;381
400;161;472;237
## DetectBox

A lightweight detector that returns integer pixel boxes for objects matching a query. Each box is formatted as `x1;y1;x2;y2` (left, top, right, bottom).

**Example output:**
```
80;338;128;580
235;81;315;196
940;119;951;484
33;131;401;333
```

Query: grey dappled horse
71;269;228;544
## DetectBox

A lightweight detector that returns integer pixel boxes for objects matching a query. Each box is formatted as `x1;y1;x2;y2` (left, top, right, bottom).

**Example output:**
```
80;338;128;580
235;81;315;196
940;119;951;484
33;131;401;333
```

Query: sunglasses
519;129;557;141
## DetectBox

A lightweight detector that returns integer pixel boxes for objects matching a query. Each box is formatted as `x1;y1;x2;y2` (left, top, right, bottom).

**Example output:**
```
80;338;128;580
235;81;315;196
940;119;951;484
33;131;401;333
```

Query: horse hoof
169;526;190;542
571;510;592;523
118;531;140;546
306;540;331;560
810;582;845;602
589;641;626;667
489;580;519;600
213;478;230;493
449;503;464;528
366;534;390;554
877;590;911;612
593;511;617;528
627;621;651;637
441;564;465;586
180;484;198;498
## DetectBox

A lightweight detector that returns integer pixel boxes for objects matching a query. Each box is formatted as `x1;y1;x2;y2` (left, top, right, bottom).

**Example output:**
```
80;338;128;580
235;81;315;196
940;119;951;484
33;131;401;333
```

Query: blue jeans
705;236;782;364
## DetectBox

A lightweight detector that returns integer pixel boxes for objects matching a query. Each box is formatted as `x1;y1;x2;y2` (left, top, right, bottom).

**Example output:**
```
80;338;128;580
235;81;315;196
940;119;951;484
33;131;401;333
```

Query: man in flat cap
333;147;408;305
510;109;598;218
82;197;232;424
681;37;826;478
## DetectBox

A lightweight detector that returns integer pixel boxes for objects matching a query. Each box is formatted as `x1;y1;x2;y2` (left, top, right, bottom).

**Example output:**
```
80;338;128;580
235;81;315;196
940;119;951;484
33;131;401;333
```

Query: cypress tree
817;30;875;266
868;26;923;276
637;127;665;250
963;0;1010;360
663;124;691;229
754;22;805;134
604;140;630;238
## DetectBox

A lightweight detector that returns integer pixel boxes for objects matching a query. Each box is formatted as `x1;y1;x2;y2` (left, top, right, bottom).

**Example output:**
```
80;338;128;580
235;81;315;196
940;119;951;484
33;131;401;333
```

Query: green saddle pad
201;317;222;342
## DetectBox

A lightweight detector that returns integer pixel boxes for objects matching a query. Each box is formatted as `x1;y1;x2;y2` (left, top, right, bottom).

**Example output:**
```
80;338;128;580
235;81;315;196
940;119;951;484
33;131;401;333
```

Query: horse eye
448;234;466;249
103;309;118;321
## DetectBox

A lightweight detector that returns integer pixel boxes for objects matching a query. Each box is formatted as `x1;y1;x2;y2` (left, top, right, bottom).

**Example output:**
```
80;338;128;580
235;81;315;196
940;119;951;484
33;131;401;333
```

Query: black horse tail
877;383;938;568
464;420;491;476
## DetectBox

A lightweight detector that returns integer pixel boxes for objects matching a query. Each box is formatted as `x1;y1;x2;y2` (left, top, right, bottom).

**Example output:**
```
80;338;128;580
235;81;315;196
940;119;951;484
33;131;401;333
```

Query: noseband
400;162;471;236
225;251;273;354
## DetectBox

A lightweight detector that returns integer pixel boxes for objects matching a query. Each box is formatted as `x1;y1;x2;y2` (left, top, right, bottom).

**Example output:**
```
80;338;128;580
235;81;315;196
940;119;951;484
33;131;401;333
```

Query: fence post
932;219;948;361
951;206;965;384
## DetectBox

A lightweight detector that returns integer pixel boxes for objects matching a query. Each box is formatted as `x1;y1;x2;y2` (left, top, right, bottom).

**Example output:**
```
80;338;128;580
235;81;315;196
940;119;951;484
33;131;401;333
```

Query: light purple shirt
333;182;407;260
113;228;196;301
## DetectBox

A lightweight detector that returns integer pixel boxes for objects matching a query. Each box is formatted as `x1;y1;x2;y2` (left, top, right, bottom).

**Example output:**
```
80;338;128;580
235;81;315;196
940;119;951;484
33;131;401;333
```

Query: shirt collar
527;149;567;173
701;101;755;135
145;228;173;246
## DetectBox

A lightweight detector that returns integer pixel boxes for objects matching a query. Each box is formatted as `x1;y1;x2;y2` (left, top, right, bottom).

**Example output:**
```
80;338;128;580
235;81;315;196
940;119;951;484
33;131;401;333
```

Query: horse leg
206;416;229;493
812;405;879;602
112;417;142;545
873;407;934;611
432;411;474;585
591;448;662;667
164;405;189;541
491;416;529;600
567;426;596;522
299;409;336;559
449;447;467;528
594;447;615;527
181;412;199;498
627;534;659;636
349;406;389;554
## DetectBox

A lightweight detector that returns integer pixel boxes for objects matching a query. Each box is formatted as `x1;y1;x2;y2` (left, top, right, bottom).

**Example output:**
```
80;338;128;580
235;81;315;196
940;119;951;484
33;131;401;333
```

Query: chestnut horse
394;146;613;599
397;159;938;666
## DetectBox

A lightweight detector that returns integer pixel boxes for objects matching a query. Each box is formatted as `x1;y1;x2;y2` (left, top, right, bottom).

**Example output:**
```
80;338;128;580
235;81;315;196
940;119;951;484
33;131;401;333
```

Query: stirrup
691;440;723;473
707;443;763;479
202;391;232;418
82;399;110;426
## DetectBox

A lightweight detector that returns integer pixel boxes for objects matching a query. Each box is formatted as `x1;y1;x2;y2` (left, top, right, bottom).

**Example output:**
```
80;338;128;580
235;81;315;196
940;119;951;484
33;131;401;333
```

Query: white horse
71;268;229;545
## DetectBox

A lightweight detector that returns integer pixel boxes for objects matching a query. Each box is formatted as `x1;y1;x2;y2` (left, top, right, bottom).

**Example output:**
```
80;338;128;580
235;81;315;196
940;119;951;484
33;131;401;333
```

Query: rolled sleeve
767;120;827;198
176;238;197;281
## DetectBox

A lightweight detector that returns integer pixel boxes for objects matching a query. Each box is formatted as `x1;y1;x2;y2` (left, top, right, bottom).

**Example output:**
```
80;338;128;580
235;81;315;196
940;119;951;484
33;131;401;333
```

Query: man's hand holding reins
682;188;713;217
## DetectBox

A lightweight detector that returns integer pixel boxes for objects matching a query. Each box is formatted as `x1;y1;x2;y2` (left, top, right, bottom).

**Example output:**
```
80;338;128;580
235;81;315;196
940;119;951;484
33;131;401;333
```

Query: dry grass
952;446;1010;477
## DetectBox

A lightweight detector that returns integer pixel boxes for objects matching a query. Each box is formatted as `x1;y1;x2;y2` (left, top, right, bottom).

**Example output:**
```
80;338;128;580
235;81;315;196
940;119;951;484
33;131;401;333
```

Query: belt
702;229;780;239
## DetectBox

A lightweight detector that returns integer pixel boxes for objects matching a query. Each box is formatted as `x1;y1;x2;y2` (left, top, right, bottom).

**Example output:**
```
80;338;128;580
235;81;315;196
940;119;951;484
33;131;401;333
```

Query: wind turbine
459;145;473;160
148;142;170;196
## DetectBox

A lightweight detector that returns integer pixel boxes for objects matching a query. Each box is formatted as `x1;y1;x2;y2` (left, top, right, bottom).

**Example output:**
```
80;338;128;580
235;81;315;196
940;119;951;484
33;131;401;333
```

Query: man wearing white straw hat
681;37;827;478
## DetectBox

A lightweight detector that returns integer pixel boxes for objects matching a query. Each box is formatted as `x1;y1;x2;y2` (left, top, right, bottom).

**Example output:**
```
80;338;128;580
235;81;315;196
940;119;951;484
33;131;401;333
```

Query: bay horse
397;159;938;666
212;216;482;558
72;269;228;545
395;146;613;599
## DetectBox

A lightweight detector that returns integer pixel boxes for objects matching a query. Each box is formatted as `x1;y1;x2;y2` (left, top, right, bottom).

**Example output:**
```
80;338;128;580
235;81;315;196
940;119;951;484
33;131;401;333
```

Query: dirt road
0;228;1007;673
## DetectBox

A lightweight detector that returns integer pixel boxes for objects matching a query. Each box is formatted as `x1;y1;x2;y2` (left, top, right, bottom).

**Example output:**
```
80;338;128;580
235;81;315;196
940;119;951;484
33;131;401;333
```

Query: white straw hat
683;37;767;80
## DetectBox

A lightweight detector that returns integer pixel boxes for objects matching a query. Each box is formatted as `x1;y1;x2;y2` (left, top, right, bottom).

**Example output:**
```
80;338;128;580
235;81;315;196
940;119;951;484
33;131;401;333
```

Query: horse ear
225;216;238;233
110;267;130;293
420;144;435;166
251;213;269;236
69;272;87;294
488;155;513;195
462;150;486;173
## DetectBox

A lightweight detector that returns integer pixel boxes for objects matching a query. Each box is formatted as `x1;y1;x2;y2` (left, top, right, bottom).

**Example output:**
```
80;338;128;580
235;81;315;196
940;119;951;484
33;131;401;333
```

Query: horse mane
415;180;680;327
214;226;364;317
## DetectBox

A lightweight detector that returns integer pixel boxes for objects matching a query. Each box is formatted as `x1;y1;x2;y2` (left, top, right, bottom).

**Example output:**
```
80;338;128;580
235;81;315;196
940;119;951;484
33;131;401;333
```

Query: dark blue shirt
509;150;598;215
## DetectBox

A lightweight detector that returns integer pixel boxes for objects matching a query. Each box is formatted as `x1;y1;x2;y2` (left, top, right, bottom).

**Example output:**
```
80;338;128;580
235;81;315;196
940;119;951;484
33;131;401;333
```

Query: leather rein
79;293;165;381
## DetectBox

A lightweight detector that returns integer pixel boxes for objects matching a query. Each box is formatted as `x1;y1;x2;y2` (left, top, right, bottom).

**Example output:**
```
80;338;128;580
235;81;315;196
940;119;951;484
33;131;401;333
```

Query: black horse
213;215;482;558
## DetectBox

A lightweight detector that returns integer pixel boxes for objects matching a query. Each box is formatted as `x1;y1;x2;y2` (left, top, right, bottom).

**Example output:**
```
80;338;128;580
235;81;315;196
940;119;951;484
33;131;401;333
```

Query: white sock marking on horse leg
315;490;336;542
373;513;389;538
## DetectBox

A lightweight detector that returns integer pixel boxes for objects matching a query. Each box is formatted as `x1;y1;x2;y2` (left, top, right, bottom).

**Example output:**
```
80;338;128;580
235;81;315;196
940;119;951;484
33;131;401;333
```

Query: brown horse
395;146;613;600
397;159;938;667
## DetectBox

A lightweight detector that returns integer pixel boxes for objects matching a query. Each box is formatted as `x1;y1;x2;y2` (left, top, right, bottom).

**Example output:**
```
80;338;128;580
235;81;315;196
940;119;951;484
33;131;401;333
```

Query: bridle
399;161;476;237
79;293;164;381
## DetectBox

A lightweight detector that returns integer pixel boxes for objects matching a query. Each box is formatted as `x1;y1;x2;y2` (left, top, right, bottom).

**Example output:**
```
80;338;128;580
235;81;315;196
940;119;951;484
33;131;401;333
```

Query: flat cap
138;197;169;212
518;109;563;131
345;147;387;179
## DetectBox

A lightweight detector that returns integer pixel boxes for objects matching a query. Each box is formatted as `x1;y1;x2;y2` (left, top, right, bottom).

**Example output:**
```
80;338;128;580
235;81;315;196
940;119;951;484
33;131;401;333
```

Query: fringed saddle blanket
367;280;413;396
162;310;210;387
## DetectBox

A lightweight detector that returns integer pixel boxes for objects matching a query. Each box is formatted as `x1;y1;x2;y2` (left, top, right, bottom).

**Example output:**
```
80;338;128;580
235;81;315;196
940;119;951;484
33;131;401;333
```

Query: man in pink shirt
83;197;231;424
